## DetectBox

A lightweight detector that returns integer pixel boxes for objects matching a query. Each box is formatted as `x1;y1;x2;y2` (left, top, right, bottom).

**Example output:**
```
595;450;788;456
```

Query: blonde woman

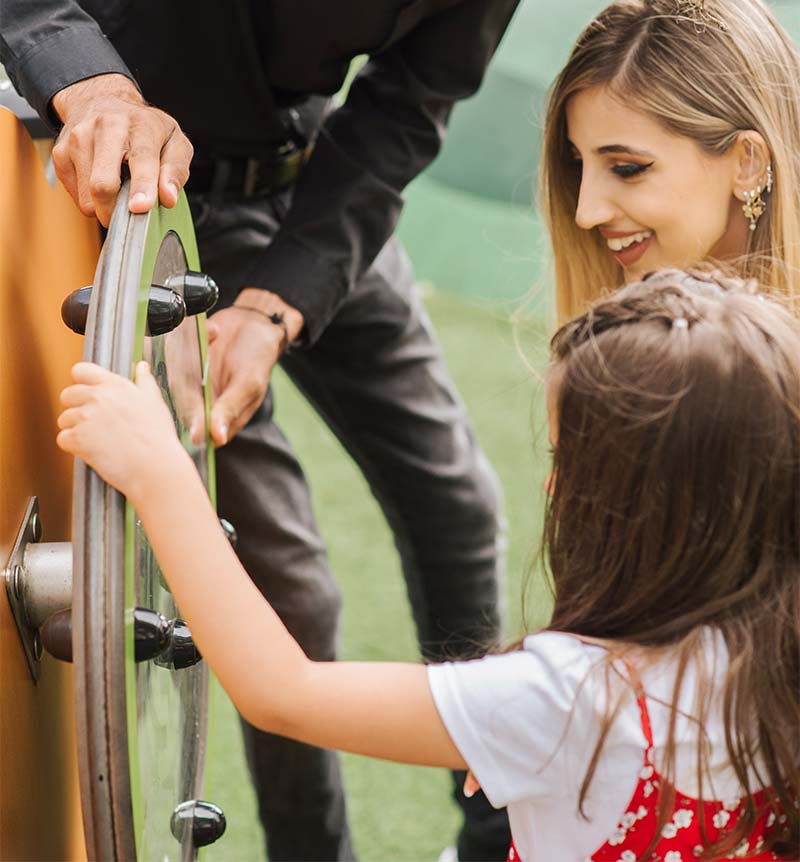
540;0;800;321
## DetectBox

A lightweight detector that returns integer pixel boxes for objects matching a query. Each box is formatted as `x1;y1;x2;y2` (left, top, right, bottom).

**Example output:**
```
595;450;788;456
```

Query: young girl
541;0;800;322
57;268;799;861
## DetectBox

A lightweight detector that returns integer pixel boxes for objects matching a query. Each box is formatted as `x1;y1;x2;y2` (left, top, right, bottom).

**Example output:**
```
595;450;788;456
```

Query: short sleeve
427;632;610;809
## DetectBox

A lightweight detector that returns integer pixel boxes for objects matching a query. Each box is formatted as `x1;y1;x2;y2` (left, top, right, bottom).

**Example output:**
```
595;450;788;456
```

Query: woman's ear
731;131;771;202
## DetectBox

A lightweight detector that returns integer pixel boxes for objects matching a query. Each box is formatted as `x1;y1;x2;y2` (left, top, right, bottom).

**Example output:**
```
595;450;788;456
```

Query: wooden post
0;106;99;862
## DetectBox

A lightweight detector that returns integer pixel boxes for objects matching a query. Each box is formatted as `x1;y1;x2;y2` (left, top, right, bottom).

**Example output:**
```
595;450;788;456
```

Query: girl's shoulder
517;631;630;719
521;629;613;657
521;627;728;679
519;628;730;722
519;630;618;685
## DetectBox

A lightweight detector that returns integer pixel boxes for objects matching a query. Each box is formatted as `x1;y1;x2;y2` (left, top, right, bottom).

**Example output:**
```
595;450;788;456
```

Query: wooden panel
0;108;99;861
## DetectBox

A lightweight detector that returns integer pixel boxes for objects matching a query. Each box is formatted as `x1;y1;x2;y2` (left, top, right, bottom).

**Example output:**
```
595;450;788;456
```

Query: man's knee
272;575;343;662
438;450;505;549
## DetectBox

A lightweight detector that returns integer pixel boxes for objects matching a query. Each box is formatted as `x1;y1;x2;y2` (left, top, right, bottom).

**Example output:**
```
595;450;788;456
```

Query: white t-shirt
427;630;752;862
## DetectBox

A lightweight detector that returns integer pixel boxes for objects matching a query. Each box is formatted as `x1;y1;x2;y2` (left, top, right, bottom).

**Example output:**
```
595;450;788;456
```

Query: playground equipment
1;105;225;860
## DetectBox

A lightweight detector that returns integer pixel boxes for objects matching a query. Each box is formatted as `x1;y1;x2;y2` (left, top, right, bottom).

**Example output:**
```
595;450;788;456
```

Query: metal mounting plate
3;497;43;681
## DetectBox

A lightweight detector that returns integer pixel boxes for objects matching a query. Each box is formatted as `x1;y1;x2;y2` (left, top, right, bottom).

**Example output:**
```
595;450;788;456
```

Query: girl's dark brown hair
545;269;799;856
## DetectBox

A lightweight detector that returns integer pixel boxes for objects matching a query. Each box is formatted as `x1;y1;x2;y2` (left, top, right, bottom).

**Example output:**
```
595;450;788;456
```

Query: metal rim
73;185;213;860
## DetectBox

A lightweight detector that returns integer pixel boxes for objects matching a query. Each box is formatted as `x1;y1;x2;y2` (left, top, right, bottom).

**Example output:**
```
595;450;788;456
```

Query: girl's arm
57;362;467;771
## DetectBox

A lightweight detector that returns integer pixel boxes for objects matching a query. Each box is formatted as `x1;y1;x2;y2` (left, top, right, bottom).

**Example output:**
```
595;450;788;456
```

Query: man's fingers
208;342;234;399
126;122;162;214
158;129;193;208
210;382;262;446
52;138;79;204
188;412;206;446
89;116;129;225
67;127;98;218
206;321;220;345
209;401;235;447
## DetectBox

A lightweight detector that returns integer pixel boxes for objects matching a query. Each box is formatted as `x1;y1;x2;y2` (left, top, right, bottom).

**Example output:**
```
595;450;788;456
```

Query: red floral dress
507;666;793;862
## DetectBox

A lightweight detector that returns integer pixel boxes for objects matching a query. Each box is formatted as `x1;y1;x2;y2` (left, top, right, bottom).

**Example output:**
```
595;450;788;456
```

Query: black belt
186;140;314;200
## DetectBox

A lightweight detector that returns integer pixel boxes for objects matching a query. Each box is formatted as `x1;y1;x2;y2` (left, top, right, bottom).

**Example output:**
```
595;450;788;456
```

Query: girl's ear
731;131;771;201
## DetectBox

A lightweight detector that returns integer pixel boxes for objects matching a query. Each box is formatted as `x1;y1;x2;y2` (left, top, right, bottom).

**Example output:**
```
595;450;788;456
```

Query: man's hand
208;290;304;447
57;362;190;506
51;73;193;226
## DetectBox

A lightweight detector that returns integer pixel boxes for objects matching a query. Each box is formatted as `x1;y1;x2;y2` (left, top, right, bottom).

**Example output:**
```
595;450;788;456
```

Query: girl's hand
463;771;481;798
57;361;188;503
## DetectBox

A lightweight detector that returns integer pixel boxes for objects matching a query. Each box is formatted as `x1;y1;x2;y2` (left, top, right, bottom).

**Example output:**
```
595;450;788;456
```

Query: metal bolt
12;565;22;600
30;513;42;543
32;630;43;661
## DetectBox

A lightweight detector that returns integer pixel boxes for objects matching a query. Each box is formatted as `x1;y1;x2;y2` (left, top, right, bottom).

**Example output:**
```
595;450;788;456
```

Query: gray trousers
189;190;510;862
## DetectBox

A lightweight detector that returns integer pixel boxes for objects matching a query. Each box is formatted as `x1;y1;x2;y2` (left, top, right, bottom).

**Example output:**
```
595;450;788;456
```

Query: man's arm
0;0;131;126
0;0;192;224
210;1;518;446
246;0;521;345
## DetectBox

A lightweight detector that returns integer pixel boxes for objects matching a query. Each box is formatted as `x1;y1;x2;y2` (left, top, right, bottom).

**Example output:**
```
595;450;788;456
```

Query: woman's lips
609;233;654;267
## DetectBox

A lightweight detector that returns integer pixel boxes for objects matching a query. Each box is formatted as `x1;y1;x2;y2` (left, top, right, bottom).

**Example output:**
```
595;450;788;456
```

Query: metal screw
32;630;43;661
12;565;22;600
30;513;42;543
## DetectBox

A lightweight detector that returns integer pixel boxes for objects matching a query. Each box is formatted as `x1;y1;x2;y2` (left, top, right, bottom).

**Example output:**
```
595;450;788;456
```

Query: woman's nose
574;174;617;231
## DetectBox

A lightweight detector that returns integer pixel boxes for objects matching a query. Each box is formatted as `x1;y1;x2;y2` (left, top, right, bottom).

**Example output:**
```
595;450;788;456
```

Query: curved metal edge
74;186;214;861
74;183;139;862
107;191;150;862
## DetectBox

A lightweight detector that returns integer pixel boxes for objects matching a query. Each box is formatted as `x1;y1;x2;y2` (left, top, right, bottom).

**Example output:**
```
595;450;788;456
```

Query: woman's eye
612;162;654;179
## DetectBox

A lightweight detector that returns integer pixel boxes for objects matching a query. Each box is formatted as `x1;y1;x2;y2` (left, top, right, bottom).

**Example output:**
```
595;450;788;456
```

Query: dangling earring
766;163;774;194
743;186;766;232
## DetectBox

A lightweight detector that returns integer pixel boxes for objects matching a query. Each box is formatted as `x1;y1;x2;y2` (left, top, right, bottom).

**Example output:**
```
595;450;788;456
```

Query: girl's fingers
57;407;82;430
56;427;76;454
60;383;94;407
134;361;160;395
134;360;151;379
70;362;112;384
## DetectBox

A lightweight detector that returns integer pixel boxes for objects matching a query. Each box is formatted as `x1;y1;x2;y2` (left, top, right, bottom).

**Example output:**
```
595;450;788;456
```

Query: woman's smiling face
565;85;747;281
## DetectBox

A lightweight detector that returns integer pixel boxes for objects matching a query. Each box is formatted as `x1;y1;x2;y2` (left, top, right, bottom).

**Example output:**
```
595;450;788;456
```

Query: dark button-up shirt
0;0;519;342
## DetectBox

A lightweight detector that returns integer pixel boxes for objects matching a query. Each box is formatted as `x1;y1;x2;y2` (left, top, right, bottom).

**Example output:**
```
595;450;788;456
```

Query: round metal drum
73;186;217;860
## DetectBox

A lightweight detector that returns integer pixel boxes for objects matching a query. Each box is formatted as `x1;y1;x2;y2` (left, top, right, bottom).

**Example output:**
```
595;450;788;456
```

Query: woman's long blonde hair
541;0;800;322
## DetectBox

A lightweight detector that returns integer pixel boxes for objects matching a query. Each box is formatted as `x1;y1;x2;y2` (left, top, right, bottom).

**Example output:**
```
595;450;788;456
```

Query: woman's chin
622;263;649;284
621;250;664;284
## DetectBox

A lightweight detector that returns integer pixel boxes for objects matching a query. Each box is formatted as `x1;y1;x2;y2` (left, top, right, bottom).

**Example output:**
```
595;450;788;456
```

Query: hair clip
672;317;689;330
674;0;727;33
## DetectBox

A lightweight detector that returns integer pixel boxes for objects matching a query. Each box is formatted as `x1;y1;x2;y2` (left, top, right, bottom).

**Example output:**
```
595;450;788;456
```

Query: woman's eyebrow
596;144;656;158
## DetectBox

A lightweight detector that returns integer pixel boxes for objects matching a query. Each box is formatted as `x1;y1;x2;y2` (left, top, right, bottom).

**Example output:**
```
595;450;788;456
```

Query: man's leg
281;237;512;861
216;396;355;862
191;192;355;862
